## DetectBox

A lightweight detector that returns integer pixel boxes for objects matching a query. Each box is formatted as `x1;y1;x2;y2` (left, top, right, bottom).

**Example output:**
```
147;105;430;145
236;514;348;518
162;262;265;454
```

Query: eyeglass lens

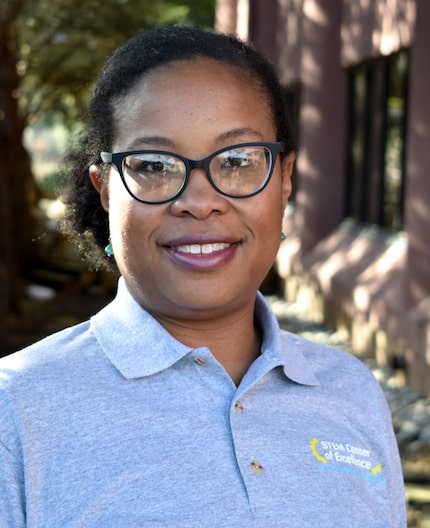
121;145;272;202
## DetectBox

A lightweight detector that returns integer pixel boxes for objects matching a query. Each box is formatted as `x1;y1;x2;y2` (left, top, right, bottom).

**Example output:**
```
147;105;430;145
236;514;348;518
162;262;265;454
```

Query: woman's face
91;58;294;322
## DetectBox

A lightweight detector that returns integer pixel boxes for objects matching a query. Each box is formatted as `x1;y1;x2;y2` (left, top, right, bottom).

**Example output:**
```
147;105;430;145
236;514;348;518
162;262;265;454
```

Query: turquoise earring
104;242;114;257
280;232;286;242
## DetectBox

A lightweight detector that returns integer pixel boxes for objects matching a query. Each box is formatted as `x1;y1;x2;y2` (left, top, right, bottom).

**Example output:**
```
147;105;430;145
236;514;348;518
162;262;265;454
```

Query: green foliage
16;0;215;127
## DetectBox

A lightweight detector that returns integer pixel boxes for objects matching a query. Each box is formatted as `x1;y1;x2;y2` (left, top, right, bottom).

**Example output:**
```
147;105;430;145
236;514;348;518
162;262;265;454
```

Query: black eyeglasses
100;142;284;204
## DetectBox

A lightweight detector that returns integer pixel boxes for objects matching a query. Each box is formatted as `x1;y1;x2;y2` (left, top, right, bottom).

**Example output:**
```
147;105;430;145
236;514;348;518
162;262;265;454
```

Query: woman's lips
164;240;240;270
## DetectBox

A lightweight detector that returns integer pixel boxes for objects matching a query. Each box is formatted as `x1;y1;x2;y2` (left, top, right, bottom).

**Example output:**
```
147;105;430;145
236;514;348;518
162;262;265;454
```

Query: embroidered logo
309;438;384;482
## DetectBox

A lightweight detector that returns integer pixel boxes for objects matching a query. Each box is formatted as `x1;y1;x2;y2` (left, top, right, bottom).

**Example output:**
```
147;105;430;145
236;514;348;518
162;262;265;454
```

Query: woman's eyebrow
125;128;264;151
126;136;176;150
216;128;264;143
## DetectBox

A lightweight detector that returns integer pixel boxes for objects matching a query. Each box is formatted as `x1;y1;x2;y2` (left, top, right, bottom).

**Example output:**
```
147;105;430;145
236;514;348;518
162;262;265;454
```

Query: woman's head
89;25;296;159
61;25;296;271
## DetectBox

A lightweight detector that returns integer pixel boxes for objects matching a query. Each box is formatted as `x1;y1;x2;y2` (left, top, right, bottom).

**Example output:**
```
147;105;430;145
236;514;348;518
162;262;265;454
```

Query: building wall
341;0;416;65
215;0;430;396
251;0;347;253
401;0;430;391
404;0;430;306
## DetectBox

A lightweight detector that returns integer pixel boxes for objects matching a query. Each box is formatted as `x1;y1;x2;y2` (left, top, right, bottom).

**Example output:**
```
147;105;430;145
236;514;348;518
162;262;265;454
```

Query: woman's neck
153;303;262;385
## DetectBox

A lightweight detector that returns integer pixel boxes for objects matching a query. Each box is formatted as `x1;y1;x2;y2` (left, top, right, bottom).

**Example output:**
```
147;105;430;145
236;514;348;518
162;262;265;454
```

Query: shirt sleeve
380;389;408;526
0;440;26;527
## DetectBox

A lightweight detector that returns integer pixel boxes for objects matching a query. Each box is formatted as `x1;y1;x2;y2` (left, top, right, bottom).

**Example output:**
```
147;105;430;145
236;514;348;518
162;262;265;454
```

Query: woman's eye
222;154;253;169
142;161;166;173
125;156;177;174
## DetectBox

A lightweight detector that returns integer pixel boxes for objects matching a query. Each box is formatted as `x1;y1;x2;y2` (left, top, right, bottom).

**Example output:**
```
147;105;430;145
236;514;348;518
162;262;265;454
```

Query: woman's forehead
114;56;269;109
111;58;274;142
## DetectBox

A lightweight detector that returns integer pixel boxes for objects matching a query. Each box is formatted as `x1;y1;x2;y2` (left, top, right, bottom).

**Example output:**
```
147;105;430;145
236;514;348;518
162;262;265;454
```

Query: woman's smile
170;242;233;255
163;238;241;271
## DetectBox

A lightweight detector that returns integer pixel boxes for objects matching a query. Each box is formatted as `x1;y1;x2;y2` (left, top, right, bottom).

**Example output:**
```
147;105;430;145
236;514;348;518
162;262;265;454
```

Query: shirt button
250;460;264;475
234;401;244;413
194;357;207;366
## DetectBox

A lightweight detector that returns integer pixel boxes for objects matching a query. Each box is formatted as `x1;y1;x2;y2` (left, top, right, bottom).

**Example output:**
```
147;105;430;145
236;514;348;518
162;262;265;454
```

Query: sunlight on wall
276;0;304;83
303;0;329;26
301;49;323;87
215;0;237;34
341;0;416;65
300;103;322;127
353;234;408;312
236;0;249;40
375;0;416;55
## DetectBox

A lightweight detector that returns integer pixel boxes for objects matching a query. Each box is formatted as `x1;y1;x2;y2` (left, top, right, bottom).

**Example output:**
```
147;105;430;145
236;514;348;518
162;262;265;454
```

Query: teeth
175;243;231;254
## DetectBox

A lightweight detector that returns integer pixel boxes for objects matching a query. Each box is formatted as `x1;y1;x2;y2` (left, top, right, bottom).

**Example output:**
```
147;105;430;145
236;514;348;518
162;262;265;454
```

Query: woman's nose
169;168;229;218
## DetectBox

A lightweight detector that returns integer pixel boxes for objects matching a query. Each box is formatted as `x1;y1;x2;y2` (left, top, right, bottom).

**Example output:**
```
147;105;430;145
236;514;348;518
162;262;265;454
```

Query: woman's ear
89;164;109;212
281;152;295;210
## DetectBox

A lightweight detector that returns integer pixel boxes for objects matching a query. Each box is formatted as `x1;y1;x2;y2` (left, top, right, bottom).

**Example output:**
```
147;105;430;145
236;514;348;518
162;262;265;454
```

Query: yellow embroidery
310;438;327;464
371;463;382;475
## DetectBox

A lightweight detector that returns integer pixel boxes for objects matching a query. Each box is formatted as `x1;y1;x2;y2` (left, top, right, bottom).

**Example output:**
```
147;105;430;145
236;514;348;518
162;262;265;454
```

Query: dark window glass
345;50;409;232
382;51;409;231
345;65;372;222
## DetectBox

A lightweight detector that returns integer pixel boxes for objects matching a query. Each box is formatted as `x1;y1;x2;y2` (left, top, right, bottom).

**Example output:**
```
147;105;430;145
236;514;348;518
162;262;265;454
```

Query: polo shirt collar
92;278;319;386
91;278;192;379
254;291;320;387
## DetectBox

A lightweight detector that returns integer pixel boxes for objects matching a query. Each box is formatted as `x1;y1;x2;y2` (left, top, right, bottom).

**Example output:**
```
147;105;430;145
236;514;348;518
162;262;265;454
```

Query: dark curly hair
61;25;297;269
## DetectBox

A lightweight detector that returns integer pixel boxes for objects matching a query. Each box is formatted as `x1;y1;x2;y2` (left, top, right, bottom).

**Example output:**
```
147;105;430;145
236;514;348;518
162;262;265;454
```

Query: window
345;50;409;232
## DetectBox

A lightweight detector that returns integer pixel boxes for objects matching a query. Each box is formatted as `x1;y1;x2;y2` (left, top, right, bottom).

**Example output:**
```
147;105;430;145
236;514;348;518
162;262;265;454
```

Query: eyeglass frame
100;141;285;204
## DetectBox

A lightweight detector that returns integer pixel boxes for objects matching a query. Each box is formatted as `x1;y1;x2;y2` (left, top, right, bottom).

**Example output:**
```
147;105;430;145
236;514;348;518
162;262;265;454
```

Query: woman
0;26;406;526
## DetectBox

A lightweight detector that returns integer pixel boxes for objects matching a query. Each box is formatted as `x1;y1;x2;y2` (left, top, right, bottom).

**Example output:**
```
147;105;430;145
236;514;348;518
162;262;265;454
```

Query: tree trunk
0;4;37;316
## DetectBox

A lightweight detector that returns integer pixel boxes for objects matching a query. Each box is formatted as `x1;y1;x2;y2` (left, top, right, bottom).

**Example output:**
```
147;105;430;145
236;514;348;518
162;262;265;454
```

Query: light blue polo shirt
0;278;406;527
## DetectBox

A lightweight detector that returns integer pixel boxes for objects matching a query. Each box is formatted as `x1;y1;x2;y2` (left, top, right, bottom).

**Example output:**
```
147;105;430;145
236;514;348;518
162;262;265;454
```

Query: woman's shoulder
0;320;93;387
279;329;383;394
